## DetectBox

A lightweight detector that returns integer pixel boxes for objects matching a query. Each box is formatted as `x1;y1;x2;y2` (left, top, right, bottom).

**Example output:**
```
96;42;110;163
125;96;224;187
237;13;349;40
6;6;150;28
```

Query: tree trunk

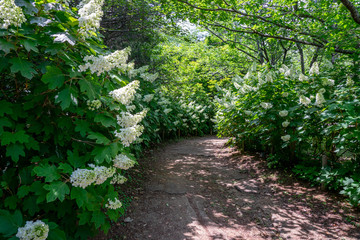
257;40;264;64
309;47;321;69
321;155;328;190
296;42;305;74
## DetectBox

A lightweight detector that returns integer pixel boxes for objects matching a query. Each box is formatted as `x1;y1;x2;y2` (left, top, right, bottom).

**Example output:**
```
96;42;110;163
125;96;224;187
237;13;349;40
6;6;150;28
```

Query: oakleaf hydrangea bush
215;62;360;206
0;0;150;238
124;65;213;153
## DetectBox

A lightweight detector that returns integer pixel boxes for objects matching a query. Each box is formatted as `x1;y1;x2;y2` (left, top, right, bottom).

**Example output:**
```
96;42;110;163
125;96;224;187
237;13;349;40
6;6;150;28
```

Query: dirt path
101;136;359;240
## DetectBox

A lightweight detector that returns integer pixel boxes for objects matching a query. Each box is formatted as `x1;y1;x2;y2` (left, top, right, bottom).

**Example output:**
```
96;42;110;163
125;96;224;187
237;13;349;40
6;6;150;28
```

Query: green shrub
215;62;360;206
0;0;149;238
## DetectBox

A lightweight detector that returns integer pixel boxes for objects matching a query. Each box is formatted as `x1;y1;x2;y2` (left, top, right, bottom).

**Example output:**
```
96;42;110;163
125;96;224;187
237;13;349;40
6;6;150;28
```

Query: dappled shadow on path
95;136;360;240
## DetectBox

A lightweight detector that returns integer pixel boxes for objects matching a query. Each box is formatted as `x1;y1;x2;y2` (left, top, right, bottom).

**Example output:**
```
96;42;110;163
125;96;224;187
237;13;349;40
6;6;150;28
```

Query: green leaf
94;113;117;128
15;0;38;15
24;137;40;151
106;209;120;221
91;146;112;164
52;33;76;46
0;210;22;237
0;39;14;54
0;117;12;135
44;2;65;11
41;66;65;89
48;228;66;240
88;132;111;145
12;210;22;227
91;211;105;228
71;188;88;208
23;196;40;216
1;130;30;145
67;150;84;168
6;143;25;162
74;119;90;137
4;196;18;210
30;17;52;27
33;164;61;182
17;185;31;198
101;222;111;234
79;79;100;100
59;163;73;174
43;181;70;202
0;57;9;71
20;39;39;52
0;101;13;117
78;211;91;225
9;57;37;79
55;87;75;110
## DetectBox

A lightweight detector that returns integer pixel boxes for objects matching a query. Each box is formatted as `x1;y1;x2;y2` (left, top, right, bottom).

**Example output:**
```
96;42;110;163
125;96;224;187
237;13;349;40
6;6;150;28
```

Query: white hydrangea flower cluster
109;80;140;105
90;165;116;185
238;84;256;94
279;110;288;117
87;99;101;110
346;76;354;87
79;48;131;75
299;95;311;106
322;78;335;86
143;94;154;103
16;220;49;240
164;108;172;114
0;0;26;29
70;169;96;188
309;62;319;76
299;73;308;82
126;105;136;112
279;64;291;77
265;72;273;83
78;0;104;38
233;74;244;83
282;120;290;128
315;92;326;107
113;154;136;170
244;110;252;116
70;165;115;188
234;82;241;89
116;109;147;128
260;102;273;109
128;65;149;79
111;174;127;184
115;125;144;147
281;135;291;142
140;72;159;83
105;198;122;209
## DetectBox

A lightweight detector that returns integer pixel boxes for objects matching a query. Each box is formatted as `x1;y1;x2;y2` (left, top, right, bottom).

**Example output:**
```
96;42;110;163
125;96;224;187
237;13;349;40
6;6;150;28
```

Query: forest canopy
0;0;359;239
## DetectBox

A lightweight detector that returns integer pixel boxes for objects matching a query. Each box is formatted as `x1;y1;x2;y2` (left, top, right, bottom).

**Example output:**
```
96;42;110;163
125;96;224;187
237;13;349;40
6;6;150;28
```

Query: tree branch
208;23;355;55
177;0;323;41
204;27;260;62
340;0;360;25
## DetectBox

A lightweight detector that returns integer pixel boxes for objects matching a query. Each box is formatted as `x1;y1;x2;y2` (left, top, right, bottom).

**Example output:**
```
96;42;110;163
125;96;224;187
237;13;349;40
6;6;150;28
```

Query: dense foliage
215;62;360;206
0;0;210;239
0;0;146;238
1;0;360;239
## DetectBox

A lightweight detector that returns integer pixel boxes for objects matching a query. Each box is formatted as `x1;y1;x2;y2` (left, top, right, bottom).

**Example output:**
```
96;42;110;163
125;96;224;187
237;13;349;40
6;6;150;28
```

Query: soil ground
95;136;360;240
